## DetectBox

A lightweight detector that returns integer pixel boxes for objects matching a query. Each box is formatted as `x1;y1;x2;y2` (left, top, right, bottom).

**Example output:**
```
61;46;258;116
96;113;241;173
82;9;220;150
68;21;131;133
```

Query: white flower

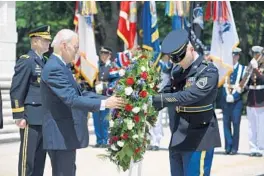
131;57;137;61
117;141;124;147
141;66;146;72
132;134;139;139
109;120;114;128
125;87;133;96
142;104;148;112
119;69;126;77
126;119;135;130
111;144;118;151
127;123;135;130
149;83;155;88
132;107;140;114
139;133;144;138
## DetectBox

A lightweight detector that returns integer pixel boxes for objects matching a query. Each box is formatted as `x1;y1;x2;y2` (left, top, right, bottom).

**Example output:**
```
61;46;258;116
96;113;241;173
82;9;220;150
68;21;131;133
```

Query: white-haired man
40;29;125;176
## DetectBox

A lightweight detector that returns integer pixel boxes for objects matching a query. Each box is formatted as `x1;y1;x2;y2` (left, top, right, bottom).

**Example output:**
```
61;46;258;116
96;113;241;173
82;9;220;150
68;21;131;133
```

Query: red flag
117;1;137;49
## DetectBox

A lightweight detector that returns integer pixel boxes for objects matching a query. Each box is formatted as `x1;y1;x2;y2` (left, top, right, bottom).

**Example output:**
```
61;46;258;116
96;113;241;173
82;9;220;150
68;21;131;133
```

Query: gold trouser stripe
22;125;29;176
200;151;206;176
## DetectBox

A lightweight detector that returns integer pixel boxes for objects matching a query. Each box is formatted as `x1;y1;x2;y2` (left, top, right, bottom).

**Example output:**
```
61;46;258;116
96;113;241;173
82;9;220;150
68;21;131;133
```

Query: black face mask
170;45;187;63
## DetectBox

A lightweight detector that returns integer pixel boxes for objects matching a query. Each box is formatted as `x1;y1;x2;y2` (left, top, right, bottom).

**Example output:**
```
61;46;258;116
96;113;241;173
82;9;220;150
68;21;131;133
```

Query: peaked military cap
232;47;242;55
28;25;51;40
252;46;263;53
100;46;112;53
161;29;189;63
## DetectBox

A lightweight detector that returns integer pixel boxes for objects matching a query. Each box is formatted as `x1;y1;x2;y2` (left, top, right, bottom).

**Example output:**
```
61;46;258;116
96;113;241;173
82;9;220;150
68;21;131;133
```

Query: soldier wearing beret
10;25;51;176
152;29;221;176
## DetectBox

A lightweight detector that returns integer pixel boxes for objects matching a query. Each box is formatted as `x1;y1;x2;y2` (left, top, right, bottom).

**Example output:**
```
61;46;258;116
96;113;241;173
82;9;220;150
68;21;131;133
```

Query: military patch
196;77;208;89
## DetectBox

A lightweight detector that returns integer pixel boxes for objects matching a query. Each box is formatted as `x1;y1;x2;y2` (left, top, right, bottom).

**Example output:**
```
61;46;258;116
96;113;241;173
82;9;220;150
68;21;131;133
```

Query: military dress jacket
153;56;221;152
247;63;264;107
10;50;45;125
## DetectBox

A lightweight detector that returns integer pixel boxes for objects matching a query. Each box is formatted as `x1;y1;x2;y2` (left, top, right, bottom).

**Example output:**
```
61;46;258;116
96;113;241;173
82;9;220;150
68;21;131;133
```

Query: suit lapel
52;54;82;95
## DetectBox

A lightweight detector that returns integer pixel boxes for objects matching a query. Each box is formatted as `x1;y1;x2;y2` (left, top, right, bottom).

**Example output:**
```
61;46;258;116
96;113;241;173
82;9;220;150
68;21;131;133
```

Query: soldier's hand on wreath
15;119;27;129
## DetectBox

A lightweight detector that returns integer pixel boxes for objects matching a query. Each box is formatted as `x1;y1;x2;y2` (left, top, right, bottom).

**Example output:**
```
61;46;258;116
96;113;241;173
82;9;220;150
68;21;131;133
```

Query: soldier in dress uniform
10;25;51;176
246;46;264;157
152;29;221;176
93;46;113;148
222;47;247;155
0;90;3;129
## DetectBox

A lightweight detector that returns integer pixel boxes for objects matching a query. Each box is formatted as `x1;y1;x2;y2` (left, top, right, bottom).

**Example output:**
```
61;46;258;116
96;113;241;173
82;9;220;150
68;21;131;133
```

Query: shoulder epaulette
19;54;30;59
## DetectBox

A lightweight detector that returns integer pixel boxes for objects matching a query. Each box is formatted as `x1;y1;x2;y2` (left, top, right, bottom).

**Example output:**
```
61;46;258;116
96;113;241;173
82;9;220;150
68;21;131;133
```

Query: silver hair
51;29;78;47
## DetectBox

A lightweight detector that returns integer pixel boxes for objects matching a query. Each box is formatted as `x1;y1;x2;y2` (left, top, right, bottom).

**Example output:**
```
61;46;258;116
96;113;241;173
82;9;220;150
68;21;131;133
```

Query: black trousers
48;150;76;176
18;125;46;176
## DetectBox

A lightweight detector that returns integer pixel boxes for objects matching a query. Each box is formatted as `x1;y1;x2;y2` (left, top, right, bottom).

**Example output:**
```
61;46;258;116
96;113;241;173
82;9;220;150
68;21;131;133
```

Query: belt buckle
176;106;179;113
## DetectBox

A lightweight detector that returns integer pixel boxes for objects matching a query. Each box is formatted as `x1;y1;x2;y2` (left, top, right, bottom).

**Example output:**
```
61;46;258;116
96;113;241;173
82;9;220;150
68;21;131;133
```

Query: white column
0;2;19;142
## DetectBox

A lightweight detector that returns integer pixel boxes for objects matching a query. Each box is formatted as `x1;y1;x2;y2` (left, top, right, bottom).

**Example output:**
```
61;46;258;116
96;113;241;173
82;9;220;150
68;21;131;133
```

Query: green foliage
16;1;75;57
16;1;264;64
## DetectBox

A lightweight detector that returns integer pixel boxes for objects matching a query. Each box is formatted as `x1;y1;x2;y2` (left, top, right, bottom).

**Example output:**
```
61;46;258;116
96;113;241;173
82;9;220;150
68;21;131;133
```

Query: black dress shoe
94;144;102;148
152;146;160;151
147;145;153;150
230;151;237;155
225;151;231;155
255;152;263;157
249;152;256;157
101;144;109;148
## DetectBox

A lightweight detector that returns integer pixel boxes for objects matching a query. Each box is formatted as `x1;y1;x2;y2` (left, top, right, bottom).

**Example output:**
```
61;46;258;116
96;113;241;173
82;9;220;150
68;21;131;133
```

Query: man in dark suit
153;30;221;176
0;90;3;129
10;25;51;176
40;29;124;176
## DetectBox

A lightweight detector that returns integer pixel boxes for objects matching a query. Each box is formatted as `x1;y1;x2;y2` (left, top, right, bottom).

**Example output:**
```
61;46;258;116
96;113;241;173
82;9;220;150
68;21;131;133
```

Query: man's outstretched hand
105;96;126;109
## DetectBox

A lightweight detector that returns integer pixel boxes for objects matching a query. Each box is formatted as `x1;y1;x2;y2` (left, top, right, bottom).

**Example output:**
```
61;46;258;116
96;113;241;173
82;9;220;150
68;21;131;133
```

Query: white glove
226;94;234;103
250;58;258;69
235;85;243;94
95;82;103;94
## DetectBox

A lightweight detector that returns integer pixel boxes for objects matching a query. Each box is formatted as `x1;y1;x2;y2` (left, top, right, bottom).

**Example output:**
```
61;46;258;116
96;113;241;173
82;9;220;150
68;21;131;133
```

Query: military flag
117;1;137;50
140;1;161;67
74;1;98;87
206;1;239;86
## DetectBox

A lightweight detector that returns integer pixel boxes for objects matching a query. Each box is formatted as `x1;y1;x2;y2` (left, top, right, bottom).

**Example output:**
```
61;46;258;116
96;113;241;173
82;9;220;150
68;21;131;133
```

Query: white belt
249;85;264;90
223;84;236;88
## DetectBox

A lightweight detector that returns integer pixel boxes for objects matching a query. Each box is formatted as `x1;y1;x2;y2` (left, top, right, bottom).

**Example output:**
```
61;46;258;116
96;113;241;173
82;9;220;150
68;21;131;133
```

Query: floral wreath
100;49;160;171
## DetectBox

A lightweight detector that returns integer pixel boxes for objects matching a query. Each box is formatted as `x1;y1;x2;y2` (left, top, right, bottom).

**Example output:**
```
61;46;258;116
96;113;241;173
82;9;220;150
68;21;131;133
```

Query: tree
16;1;75;57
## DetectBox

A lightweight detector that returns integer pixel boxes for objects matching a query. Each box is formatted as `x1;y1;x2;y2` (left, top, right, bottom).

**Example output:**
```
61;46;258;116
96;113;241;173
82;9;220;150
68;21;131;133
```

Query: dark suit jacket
0;90;3;129
40;54;105;150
